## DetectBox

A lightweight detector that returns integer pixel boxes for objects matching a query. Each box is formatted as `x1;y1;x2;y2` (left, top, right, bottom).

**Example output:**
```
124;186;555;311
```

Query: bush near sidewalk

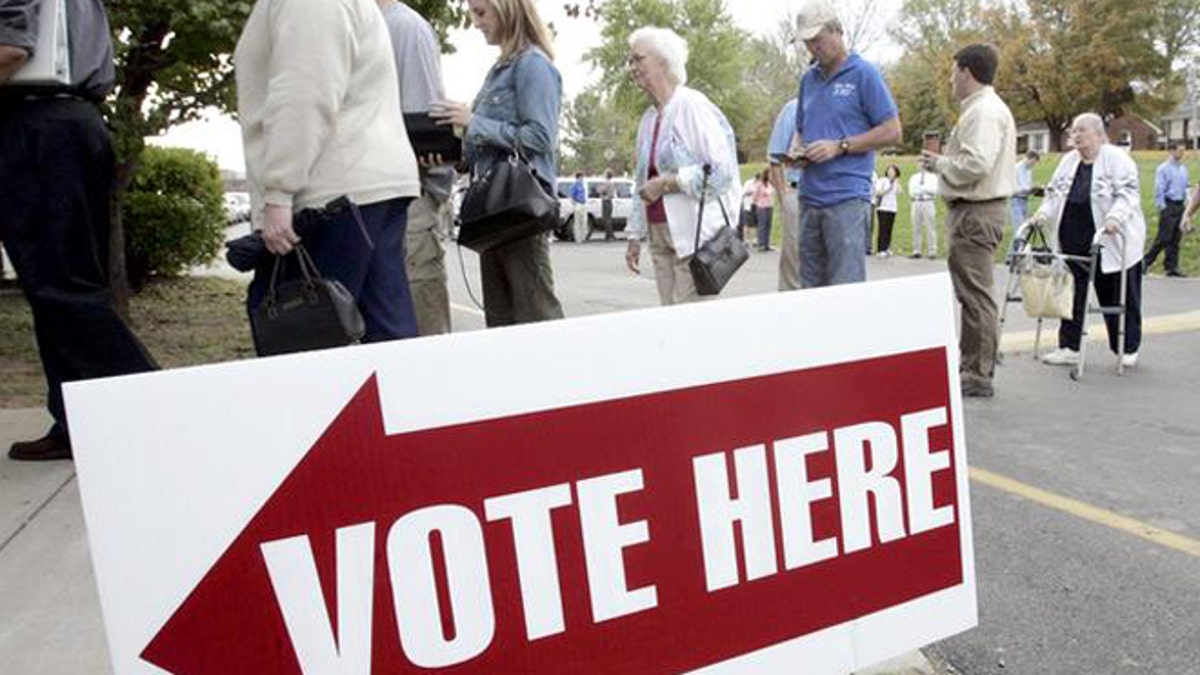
0;277;254;408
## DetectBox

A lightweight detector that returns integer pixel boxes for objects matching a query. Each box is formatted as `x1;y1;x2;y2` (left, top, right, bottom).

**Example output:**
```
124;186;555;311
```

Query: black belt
947;196;1006;208
1165;198;1184;205
0;88;95;104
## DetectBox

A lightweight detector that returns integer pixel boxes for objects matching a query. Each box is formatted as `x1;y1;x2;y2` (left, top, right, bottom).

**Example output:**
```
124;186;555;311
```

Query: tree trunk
108;153;140;317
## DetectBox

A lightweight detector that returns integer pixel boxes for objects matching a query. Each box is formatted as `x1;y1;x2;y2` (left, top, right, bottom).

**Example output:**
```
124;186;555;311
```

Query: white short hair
1071;112;1109;141
628;26;689;86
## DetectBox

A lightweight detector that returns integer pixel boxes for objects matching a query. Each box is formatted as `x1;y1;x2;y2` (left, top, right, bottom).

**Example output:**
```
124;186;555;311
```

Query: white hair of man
628;26;689;86
1071;112;1109;141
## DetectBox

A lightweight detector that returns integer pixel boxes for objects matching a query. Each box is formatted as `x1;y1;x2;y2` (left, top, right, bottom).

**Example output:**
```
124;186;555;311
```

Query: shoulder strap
693;164;733;252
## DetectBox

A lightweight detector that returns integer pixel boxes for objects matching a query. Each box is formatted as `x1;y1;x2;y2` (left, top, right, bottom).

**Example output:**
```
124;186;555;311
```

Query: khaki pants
649;222;698;305
947;200;1005;385
480;232;564;327
911;200;937;257
405;194;451;336
778;189;800;291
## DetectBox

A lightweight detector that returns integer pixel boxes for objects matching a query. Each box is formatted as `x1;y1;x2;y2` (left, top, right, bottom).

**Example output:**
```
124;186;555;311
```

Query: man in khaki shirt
922;43;1016;398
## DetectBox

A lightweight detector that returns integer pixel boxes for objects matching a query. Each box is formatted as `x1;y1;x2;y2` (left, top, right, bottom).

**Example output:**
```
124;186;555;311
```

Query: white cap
795;0;839;41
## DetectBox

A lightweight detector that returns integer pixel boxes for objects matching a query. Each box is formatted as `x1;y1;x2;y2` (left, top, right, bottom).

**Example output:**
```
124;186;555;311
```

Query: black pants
1145;200;1184;273
0;98;157;438
1058;259;1142;354
877;210;896;252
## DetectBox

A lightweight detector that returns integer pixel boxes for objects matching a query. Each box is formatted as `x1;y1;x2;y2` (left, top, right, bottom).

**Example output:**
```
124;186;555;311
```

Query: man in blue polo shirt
791;0;901;288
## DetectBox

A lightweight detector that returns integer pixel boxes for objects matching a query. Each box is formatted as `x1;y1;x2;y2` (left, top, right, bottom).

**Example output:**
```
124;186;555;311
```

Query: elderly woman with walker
1025;112;1145;374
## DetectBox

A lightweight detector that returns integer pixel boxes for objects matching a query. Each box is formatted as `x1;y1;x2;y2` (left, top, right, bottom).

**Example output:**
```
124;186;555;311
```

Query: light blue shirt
1015;162;1034;199
767;98;802;185
1154;159;1189;211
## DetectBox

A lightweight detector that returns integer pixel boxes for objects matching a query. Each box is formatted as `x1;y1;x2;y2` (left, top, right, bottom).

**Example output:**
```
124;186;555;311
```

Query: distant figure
431;0;564;326
1011;149;1041;230
571;171;589;242
593;169;617;241
1145;141;1189;277
791;0;901;287
623;26;741;305
739;175;757;243
922;43;1017;398
378;0;453;336
908;164;940;258
766;97;802;290
873;164;902;257
1;0;158;461
1032;113;1145;368
753;169;776;251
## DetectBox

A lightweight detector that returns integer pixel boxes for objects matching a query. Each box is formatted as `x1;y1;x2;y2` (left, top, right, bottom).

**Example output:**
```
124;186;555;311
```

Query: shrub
123;146;227;288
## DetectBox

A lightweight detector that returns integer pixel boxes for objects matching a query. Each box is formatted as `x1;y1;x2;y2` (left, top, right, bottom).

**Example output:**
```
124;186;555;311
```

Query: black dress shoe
961;380;995;398
1166;270;1187;278
8;434;73;461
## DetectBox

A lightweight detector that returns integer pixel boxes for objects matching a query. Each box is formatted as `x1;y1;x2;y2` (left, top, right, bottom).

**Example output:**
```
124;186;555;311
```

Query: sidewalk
0;404;937;674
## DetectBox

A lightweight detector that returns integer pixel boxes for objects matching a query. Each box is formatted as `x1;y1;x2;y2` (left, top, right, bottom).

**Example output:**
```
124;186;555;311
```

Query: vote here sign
66;273;976;675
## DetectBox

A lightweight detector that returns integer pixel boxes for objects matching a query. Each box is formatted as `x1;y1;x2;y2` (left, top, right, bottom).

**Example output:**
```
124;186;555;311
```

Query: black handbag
690;164;749;296
251;244;365;357
457;152;559;253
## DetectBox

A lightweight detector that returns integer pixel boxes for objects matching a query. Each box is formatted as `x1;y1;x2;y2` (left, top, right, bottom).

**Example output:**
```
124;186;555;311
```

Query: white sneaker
1041;348;1081;366
1121;352;1139;367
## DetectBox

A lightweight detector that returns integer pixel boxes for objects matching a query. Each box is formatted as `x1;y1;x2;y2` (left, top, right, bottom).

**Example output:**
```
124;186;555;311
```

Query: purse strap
265;243;320;307
692;163;733;252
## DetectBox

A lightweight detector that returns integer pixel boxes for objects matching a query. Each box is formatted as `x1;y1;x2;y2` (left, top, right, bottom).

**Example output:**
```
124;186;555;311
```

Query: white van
554;176;635;241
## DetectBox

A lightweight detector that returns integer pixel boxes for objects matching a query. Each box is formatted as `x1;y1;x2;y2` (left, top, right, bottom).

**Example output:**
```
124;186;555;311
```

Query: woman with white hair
623;27;741;305
1031;112;1145;367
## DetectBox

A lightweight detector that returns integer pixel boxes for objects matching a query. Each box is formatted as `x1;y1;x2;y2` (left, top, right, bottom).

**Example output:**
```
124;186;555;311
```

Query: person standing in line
1;0;158;461
908;164;940;258
791;0;902;288
623;26;741;305
1033;113;1145;368
378;0;453;336
1011;149;1040;229
570;171;589;242
431;0;564;326
873;164;902;257
592;169;617;241
767;97;802;290
238;0;422;343
753;169;776;251
922;43;1017;398
739;174;757;243
1145;141;1189;277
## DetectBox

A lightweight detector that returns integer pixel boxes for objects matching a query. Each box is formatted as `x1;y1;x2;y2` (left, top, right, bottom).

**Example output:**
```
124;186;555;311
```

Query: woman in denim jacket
432;0;564;326
622;27;741;305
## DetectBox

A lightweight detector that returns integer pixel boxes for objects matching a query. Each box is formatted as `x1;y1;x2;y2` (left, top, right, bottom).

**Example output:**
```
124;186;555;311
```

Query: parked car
554;176;635;241
224;192;250;225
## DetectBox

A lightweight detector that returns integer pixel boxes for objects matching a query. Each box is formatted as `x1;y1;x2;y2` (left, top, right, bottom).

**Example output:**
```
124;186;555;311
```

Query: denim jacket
464;45;561;188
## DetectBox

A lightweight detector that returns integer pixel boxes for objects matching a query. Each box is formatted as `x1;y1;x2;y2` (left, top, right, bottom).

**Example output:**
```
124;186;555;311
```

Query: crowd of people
1;0;1196;461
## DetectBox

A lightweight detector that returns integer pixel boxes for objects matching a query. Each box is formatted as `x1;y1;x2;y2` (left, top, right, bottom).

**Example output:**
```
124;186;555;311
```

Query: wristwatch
838;138;851;155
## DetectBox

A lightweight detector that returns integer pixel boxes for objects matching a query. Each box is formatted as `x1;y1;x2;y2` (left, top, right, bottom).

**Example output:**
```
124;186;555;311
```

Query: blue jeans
800;198;870;288
756;206;774;249
249;197;418;344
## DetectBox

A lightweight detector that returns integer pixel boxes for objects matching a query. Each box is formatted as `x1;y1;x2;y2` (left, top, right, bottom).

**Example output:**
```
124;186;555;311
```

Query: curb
857;650;937;675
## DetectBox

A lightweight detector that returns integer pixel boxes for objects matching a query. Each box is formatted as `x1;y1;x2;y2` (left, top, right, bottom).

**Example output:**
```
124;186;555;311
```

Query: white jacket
1034;144;1145;273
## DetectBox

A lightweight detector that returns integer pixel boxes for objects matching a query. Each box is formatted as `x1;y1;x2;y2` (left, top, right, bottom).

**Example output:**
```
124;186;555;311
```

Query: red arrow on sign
142;350;962;673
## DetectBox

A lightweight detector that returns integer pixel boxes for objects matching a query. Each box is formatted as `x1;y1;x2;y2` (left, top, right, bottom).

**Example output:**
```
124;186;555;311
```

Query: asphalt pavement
2;237;1197;674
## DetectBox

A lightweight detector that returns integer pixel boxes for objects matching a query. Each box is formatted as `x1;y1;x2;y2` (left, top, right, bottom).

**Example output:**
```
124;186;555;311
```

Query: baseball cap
794;0;839;42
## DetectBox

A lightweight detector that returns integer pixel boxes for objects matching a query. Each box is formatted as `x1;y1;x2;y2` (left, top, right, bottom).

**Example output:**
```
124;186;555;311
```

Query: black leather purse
690;164;749;296
457;152;559;253
251;244;365;357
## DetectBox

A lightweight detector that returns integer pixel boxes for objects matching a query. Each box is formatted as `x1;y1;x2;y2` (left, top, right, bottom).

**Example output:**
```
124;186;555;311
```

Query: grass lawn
0;276;254;408
741;151;1200;274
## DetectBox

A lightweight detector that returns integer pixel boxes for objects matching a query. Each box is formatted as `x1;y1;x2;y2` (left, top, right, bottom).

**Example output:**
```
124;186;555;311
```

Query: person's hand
919;150;941;172
430;101;473;129
262;204;299;256
803;140;843;165
1103;219;1121;235
638;175;672;204
626;240;641;274
418;153;447;168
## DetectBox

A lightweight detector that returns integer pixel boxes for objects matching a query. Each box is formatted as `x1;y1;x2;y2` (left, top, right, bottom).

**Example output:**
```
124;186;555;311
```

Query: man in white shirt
908;166;940;258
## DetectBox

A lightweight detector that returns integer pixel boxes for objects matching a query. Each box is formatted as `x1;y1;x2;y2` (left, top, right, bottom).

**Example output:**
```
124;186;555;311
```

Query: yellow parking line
1001;310;1200;352
969;466;1200;559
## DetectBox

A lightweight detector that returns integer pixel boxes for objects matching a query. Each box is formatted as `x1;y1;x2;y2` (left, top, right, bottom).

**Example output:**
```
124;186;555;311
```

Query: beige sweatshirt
935;86;1017;202
235;0;419;222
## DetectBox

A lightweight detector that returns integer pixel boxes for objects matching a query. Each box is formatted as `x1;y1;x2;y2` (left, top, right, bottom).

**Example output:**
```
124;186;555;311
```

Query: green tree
562;87;638;173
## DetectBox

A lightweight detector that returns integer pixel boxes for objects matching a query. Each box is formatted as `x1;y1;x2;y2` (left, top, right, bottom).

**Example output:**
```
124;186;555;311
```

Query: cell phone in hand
923;131;942;154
